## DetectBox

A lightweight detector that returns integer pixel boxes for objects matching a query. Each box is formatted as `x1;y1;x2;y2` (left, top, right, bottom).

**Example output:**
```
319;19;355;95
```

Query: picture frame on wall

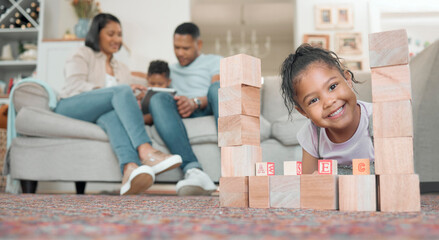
303;34;330;50
343;60;363;71
315;6;334;29
335;33;362;55
336;6;353;29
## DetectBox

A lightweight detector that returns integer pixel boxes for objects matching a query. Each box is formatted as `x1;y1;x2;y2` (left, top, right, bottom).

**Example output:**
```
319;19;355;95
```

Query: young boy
143;60;171;125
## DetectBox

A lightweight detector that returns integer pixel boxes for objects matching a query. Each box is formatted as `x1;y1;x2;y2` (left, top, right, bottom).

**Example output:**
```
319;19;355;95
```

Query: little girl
280;44;374;175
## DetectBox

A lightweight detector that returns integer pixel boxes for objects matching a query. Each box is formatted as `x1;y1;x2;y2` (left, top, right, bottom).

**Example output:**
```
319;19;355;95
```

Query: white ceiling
191;0;295;42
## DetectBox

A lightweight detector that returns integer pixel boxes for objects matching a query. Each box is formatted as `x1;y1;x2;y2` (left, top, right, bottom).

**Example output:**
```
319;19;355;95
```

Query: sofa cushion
13;82;53;112
271;113;308;146
16;106;108;141
261;76;290;123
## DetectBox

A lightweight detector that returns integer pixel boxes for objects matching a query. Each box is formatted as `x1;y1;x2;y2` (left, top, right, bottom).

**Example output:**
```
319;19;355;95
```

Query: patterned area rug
1;193;438;239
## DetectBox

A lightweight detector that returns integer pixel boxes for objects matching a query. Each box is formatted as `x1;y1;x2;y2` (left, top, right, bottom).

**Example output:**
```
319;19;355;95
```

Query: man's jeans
55;85;151;173
149;81;219;174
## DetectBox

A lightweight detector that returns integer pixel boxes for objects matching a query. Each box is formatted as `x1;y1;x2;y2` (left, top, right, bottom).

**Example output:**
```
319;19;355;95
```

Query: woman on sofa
55;13;182;195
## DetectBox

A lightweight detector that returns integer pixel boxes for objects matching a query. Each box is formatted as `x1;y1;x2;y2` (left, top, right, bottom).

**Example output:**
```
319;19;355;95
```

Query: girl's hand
174;95;196;118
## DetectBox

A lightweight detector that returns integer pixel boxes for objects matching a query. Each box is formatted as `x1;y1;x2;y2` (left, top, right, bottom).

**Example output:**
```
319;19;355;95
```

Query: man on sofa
149;22;222;196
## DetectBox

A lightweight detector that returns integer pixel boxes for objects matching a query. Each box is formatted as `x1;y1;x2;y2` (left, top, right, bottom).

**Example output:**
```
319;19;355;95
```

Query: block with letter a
318;159;337;175
256;162;275;176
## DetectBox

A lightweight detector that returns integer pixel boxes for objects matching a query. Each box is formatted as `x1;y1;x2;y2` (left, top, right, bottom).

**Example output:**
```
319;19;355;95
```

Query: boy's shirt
296;100;374;166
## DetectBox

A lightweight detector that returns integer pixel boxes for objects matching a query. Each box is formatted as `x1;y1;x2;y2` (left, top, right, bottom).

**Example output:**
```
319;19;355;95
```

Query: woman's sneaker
120;165;155;195
142;151;182;175
176;168;217;196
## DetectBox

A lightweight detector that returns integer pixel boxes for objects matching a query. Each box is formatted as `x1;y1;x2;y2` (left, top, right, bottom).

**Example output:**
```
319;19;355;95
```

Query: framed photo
335;6;353;29
343;60;363;71
303;34;330;50
315;6;334;29
335;33;362;55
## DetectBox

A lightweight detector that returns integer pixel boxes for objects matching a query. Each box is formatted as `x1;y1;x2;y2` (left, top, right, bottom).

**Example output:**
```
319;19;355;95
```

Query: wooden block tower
219;54;262;208
369;29;420;212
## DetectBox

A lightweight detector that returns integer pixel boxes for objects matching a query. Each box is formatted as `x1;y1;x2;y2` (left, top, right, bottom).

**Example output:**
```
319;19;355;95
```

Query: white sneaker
120;165;155;195
176;168;217;196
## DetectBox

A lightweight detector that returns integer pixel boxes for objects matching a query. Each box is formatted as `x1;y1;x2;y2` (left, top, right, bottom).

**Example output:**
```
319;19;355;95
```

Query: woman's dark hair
174;22;200;39
280;44;358;118
148;60;170;78
85;13;121;52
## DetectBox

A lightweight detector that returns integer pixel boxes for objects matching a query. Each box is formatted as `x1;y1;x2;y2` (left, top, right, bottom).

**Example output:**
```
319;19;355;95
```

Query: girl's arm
302;149;319;174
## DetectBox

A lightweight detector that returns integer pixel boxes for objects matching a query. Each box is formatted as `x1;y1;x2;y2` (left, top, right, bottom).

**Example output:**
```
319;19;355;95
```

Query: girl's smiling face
294;62;359;132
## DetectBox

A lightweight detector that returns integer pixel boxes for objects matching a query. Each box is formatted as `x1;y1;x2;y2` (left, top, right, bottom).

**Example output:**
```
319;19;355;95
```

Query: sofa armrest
12;82;54;112
16;106;108;141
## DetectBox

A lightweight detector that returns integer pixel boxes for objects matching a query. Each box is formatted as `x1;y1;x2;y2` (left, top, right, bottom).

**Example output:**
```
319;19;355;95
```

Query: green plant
71;0;100;19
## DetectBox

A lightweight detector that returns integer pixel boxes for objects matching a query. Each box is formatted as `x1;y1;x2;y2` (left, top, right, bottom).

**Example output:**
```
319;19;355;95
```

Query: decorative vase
74;18;90;39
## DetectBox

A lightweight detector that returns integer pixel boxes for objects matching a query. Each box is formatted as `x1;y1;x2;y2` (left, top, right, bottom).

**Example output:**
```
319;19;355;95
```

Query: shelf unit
0;0;43;95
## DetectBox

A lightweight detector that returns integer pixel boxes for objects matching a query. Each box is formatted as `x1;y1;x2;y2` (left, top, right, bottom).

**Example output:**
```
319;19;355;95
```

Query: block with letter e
318;159;337;175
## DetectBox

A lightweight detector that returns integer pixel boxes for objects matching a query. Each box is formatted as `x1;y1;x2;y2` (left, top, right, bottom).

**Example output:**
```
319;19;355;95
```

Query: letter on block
283;161;302;175
368;29;408;68
300;175;339;210
249;176;269;208
221;145;262;177
374;137;414;175
219;84;260;117
220;177;249;208
270;175;300;208
371;65;411;103
218;115;260;147
377;174;420;212
318;159;337;175
256;162;275;176
339;175;376;212
220;54;262;88
352;159;370;175
373;100;413;138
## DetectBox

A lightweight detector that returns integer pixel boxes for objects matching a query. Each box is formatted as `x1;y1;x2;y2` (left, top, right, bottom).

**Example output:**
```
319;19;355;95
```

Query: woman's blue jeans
149;81;219;174
55;85;151;174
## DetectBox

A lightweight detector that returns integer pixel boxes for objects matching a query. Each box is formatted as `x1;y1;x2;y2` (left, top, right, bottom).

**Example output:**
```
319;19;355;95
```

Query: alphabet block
255;162;275;176
220;177;249;208
318;159;337;175
300;175;339;210
368;29;409;68
221;145;262;177
339;175;376;211
371;65;411;102
220;54;262;88
374;137;414;175
219;84;260;117
283;161;302;175
377;174;420;212
249;176;270;208
373;100;413;138
269;175;300;208
352;159;370;175
218;115;260;147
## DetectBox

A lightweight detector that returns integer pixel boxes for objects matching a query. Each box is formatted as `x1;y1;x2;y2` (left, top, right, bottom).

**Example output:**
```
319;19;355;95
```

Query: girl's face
294;63;359;131
99;21;122;56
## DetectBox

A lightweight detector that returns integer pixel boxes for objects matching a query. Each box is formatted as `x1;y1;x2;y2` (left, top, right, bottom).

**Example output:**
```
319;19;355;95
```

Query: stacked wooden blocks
369;29;420;212
219;54;262;208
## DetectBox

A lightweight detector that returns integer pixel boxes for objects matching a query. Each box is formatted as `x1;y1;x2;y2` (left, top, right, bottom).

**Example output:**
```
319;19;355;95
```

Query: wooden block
352;159;370;175
219;84;260;117
249;176;270;208
270;175;300;208
218;115;260;147
318;159;337;175
255;162;275;176
369;29;408;68
374;137;414;175
378;174;420;212
220;54;262;88
371;65;411;103
339;175;376;212
283;161;302;175
300;175;339;210
221;145;262;177
220;177;249;208
373;100;413;138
